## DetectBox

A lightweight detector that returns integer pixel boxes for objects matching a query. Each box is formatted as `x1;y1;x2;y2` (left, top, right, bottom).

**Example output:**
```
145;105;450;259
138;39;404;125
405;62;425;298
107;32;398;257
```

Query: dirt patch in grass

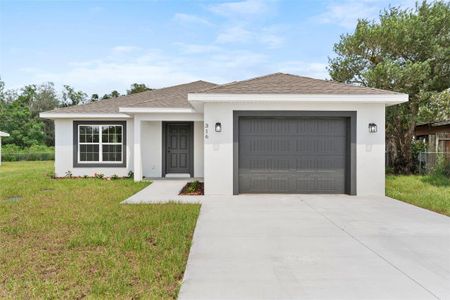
179;181;204;195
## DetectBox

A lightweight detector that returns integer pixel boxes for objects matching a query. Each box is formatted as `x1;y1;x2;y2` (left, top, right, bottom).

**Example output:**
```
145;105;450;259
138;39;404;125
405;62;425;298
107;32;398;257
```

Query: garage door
238;117;348;194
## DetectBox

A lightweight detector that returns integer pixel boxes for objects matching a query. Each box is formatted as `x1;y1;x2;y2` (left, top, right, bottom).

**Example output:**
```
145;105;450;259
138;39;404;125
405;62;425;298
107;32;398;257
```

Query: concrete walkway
122;179;203;203
178;195;450;300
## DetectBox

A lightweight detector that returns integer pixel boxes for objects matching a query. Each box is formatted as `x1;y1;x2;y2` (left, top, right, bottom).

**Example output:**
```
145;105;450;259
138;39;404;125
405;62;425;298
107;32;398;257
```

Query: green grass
0;161;200;299
386;174;450;216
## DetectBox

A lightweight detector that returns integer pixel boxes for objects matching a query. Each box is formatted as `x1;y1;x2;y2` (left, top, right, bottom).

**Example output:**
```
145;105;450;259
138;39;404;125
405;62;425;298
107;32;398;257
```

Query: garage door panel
240;157;292;171
238;117;348;194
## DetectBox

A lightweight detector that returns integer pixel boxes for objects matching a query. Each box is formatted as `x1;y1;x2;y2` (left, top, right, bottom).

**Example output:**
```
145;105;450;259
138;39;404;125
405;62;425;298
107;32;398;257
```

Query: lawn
386;175;450;216
0;161;200;299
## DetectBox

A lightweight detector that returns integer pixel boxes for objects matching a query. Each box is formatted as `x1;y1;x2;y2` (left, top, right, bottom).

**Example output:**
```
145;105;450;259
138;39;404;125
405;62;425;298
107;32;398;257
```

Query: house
40;73;408;196
0;131;10;166
415;119;450;153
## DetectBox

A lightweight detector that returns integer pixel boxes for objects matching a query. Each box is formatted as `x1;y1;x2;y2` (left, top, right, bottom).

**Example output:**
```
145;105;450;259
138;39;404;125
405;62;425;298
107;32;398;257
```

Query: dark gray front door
165;123;192;174
238;117;348;194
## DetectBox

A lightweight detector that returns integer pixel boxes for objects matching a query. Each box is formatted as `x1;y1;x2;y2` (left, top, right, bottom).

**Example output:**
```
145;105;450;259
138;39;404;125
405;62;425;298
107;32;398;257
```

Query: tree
101;90;120;99
20;83;60;145
417;89;450;123
127;83;151;95
328;1;450;173
0;96;44;147
62;85;87;107
90;94;99;102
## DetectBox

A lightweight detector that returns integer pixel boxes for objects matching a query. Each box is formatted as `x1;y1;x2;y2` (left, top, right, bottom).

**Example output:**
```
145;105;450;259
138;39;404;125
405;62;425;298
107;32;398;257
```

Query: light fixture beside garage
368;123;377;133
215;122;222;132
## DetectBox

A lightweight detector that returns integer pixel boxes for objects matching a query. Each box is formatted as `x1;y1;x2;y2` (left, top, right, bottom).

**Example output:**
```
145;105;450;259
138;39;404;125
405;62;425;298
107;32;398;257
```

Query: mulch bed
179;181;204;195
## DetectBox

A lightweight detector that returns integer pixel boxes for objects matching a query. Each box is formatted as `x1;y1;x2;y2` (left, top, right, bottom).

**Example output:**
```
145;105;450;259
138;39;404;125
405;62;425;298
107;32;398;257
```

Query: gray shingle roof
48;80;217;114
195;73;401;95
46;73;401;115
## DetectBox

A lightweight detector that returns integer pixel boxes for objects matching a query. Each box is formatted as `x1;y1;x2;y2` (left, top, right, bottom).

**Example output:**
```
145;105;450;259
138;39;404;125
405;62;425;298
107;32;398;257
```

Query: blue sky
0;0;415;95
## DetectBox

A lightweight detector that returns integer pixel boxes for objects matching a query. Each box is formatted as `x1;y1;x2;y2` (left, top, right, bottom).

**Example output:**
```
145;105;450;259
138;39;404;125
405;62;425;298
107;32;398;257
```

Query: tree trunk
390;97;418;174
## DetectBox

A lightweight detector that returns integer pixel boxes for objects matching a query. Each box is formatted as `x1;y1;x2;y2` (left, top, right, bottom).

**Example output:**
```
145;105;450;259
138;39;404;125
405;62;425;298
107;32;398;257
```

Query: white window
78;125;123;163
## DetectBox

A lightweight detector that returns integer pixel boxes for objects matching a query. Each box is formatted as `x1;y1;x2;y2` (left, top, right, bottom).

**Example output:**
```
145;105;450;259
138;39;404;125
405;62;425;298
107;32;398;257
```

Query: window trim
78;124;123;164
73;120;127;168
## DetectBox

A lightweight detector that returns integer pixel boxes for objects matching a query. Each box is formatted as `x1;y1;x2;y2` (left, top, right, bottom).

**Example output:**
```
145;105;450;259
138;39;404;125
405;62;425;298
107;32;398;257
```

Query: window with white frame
78;124;123;163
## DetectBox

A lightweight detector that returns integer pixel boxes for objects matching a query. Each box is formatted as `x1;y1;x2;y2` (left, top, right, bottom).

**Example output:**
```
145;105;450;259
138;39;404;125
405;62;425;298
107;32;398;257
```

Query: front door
165;123;193;175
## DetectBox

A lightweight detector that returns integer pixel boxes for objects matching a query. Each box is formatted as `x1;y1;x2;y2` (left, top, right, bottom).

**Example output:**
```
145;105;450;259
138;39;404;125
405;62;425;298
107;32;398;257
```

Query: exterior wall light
215;122;222;132
368;123;377;133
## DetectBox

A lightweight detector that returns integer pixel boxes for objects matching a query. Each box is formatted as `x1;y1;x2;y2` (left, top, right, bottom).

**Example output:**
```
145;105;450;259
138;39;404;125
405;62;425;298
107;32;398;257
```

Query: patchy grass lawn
386;175;450;216
0;161;200;299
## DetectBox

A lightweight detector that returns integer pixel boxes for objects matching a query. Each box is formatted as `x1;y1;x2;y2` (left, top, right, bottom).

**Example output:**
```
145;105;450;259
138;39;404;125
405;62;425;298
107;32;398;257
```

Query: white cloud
112;46;141;54
315;0;380;29
277;61;329;80
175;43;222;54
209;50;268;69
215;25;285;48
209;0;270;18
315;0;418;29
259;25;285;48
173;13;212;26
20;47;274;94
216;26;253;44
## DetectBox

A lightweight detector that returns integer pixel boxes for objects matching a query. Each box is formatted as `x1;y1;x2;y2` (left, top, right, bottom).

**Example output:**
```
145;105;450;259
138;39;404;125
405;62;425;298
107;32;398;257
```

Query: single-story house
415;119;450;153
41;73;408;196
0;131;10;166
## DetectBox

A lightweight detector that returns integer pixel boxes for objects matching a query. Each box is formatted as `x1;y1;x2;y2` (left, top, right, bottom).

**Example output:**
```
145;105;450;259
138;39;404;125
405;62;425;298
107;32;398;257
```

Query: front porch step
165;173;191;178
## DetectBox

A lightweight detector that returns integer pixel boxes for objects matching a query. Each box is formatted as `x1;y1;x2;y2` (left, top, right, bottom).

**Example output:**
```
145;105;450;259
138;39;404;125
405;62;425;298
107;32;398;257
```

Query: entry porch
132;113;204;181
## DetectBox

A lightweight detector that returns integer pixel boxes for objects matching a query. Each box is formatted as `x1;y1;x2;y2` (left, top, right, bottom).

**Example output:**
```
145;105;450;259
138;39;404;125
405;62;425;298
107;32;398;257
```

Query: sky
0;0;416;95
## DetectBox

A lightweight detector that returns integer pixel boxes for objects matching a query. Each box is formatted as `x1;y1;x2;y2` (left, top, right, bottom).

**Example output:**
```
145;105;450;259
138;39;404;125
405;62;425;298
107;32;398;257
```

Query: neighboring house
40;73;408;196
0;131;10;166
415;119;450;153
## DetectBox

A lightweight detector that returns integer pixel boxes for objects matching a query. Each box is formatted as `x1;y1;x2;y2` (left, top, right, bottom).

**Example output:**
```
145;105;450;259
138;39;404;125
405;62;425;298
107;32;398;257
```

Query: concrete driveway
178;195;450;300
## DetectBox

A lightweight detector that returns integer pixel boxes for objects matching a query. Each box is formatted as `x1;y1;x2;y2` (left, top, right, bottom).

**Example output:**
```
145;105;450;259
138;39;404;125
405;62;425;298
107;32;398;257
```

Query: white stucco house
0;131;10;166
40;73;408;196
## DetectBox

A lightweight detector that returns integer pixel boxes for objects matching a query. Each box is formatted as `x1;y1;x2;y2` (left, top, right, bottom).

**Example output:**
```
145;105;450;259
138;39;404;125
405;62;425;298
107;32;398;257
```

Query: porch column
134;117;143;181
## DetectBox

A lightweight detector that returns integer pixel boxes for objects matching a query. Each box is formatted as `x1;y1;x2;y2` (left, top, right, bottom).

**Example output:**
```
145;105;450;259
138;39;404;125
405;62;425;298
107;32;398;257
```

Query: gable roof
195;73;401;95
48;80;217;114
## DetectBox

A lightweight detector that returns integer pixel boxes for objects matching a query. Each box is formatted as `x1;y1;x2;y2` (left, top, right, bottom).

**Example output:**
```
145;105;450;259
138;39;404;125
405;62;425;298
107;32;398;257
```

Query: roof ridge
128;80;217;107
283;73;404;94
192;72;402;95
194;73;286;93
49;80;218;113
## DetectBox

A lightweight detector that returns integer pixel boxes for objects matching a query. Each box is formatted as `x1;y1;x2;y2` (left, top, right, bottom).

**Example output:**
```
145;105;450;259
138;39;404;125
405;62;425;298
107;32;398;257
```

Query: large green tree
0;92;45;147
0;82;62;146
127;83;151;95
62;85;87;107
328;1;450;173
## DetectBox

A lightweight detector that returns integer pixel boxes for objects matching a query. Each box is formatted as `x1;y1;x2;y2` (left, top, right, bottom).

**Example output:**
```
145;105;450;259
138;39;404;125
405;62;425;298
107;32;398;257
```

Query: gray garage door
238;117;348;194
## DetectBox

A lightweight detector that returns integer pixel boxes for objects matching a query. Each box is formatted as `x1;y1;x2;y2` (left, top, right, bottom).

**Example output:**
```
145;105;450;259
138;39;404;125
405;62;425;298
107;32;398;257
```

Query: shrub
187;180;200;193
111;174;119;180
127;171;134;178
94;173;104;179
431;153;450;178
1;144;54;161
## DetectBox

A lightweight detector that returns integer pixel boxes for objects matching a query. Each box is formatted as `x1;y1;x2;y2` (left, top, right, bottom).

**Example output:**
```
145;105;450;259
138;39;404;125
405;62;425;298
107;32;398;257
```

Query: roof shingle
49;80;217;114
45;73;401;114
195;73;401;95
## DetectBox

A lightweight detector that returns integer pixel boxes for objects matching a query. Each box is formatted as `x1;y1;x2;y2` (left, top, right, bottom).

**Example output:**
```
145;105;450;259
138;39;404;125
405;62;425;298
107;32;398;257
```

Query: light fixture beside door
368;123;377;133
215;122;222;132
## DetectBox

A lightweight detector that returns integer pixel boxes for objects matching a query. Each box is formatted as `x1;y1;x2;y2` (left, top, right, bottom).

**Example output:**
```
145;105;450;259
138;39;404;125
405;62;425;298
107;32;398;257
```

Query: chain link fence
386;151;450;175
417;152;450;174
